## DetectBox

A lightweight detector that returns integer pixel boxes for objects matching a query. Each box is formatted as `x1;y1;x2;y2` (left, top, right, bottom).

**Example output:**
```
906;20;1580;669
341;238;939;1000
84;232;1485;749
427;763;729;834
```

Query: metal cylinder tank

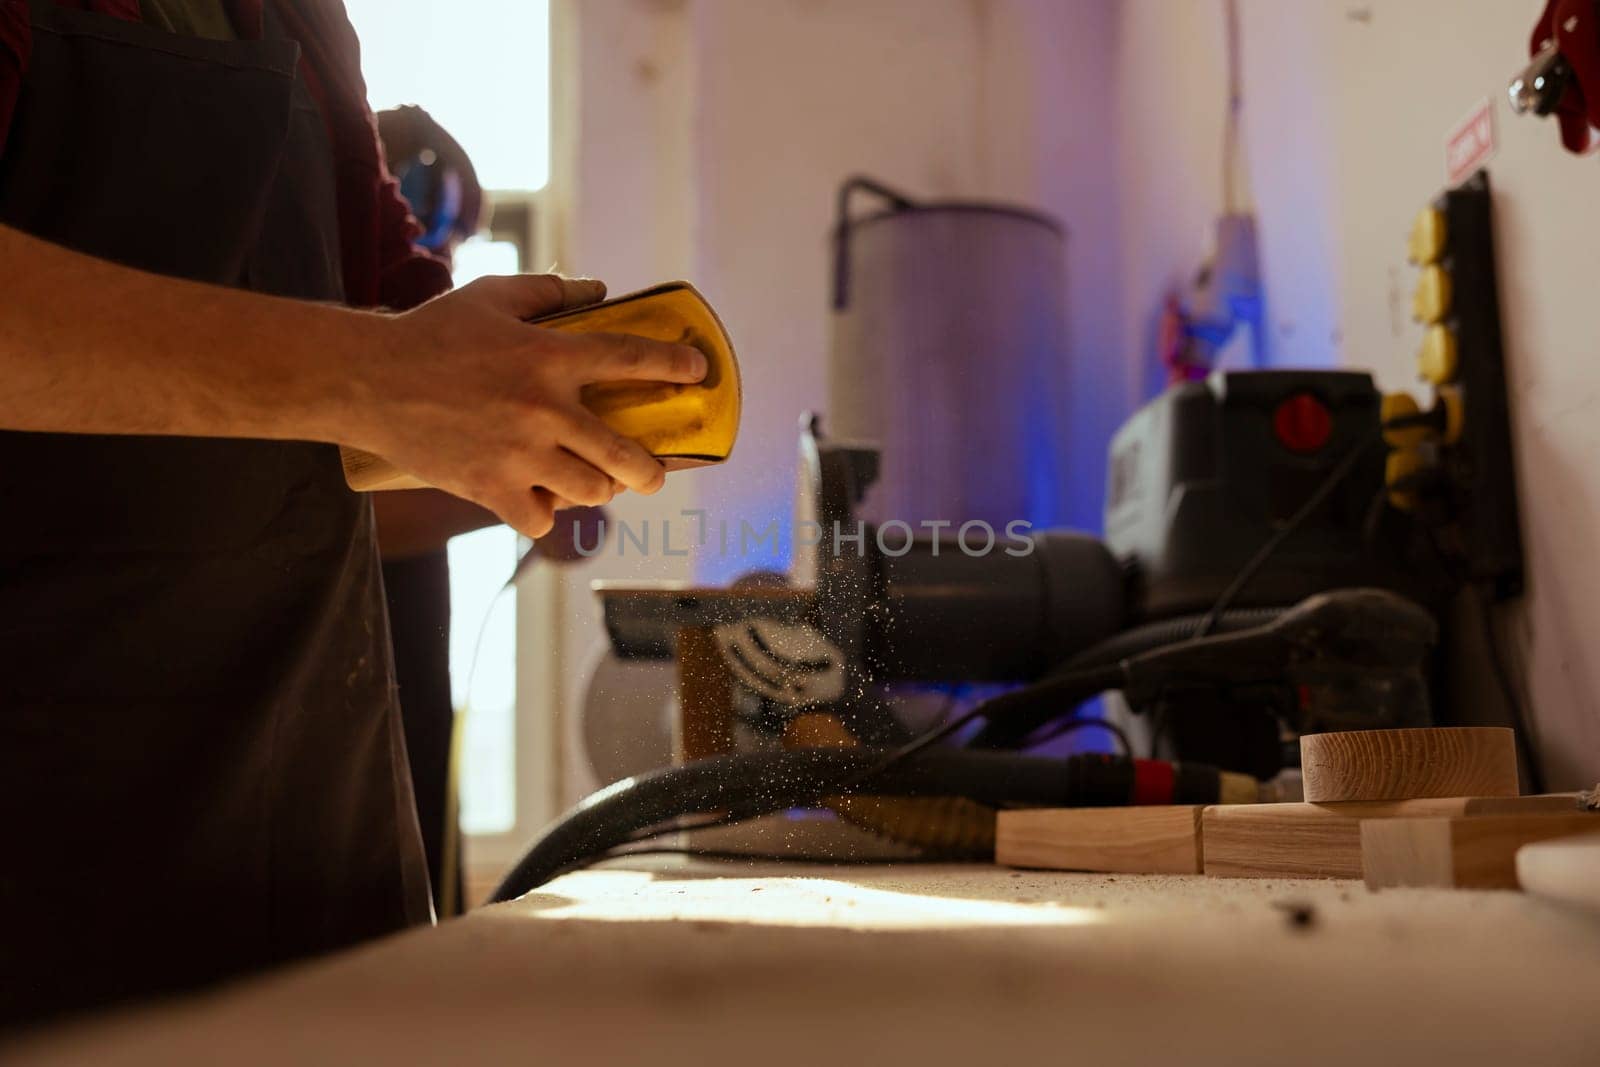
828;177;1070;529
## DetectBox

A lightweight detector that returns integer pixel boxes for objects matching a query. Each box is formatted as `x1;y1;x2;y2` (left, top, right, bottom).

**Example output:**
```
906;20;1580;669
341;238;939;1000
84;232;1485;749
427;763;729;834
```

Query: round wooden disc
1301;727;1520;803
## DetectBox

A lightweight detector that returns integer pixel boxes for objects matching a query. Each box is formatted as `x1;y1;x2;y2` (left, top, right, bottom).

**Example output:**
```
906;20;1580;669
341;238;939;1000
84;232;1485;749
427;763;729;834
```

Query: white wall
980;0;1125;528
1113;0;1229;399
1113;0;1600;788
1113;0;1346;383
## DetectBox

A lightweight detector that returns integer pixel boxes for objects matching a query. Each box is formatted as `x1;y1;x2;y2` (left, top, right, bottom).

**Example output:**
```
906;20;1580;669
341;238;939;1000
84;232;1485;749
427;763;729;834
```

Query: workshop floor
12;861;1599;1065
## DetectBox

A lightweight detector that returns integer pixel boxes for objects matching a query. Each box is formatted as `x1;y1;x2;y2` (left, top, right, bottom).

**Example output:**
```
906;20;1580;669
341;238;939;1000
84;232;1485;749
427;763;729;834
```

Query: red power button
1273;393;1332;454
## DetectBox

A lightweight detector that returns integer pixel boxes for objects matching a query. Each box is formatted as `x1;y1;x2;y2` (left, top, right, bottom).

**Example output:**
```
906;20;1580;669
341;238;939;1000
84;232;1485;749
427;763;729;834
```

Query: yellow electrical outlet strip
339;281;742;491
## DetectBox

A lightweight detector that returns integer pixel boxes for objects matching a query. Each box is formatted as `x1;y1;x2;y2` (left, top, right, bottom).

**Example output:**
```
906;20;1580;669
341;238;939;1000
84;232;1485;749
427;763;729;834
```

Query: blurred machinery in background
529;169;1531;900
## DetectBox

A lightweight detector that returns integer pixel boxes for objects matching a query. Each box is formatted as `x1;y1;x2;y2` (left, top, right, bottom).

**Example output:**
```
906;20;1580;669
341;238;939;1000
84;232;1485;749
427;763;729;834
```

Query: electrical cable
964;608;1282;751
1360;484;1390;547
1023;715;1133;756
1195;434;1375;637
1414;514;1547;795
837;663;1129;794
1473;583;1546;795
1055;608;1282;672
1147;705;1166;761
1221;0;1246;214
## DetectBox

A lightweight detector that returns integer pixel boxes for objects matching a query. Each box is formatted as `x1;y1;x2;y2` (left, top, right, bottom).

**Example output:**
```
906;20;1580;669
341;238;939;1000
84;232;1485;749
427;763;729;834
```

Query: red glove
1532;0;1600;153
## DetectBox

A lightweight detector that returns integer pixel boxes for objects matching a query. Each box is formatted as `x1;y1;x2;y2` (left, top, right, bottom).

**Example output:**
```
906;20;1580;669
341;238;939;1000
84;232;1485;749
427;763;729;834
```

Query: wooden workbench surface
11;860;1599;1065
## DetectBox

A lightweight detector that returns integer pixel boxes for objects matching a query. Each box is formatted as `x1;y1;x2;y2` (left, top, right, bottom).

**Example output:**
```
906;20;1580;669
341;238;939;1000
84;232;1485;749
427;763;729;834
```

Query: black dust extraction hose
490;746;1233;901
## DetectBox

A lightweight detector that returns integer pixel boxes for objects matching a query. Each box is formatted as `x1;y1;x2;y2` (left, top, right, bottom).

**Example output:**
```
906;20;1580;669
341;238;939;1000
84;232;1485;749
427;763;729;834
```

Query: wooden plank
1205;804;1365;879
996;806;1204;874
1202;795;1580;880
1300;727;1519;802
1362;814;1600;889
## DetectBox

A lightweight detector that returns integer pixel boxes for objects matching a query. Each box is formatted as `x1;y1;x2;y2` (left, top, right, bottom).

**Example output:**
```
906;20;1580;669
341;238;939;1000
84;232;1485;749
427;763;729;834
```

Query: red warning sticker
1446;97;1497;186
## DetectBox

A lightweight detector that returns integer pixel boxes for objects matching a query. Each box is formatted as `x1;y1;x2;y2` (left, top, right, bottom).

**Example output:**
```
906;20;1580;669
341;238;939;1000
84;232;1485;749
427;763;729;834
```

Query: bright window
448;527;519;835
342;0;551;191
451;237;522;287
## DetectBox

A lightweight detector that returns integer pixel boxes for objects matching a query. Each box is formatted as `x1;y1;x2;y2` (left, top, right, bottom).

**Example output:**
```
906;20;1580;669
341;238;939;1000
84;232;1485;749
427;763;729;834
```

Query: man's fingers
531;487;569;515
528;450;616;508
485;487;556;540
465;274;606;320
547;277;607;314
559;332;708;385
554;408;667;494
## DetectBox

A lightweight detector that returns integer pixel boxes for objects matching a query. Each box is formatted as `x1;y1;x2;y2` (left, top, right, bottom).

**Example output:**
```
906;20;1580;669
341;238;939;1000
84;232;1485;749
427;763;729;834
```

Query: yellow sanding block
339;281;742;491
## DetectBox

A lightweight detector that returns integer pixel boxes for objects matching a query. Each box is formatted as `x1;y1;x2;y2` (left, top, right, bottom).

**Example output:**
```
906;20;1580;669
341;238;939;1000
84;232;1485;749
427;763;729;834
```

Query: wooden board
1300;727;1518;803
1362;814;1600;889
15;863;1600;1067
1203;794;1580;880
996;806;1204;874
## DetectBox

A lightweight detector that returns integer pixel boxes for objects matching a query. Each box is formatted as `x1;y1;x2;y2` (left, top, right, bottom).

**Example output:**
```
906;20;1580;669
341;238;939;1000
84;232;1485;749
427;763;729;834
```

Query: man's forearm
0;223;379;443
0;226;706;541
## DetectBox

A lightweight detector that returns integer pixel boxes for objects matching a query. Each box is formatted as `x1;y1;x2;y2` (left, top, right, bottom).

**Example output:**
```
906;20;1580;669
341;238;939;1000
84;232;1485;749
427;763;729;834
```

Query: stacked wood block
1298;726;1521;802
996;727;1599;891
997;806;1205;875
1361;812;1599;889
1202;794;1575;879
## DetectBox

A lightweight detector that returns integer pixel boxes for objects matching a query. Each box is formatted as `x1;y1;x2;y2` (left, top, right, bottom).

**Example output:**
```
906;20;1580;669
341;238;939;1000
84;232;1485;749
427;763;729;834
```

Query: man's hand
348;275;707;539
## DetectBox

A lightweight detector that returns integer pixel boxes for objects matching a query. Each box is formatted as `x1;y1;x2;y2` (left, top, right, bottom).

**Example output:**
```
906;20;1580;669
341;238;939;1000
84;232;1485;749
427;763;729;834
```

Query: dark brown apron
0;0;432;1026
